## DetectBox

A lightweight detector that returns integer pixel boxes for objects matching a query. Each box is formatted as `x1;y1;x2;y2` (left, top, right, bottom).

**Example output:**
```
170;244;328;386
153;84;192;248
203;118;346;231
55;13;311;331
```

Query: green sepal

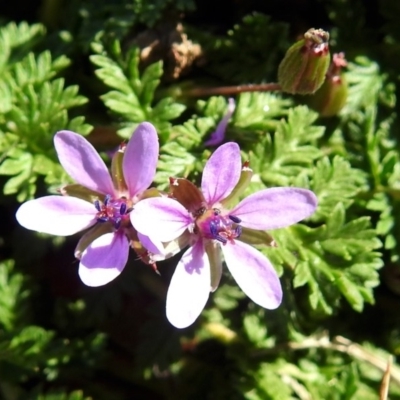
307;53;348;117
278;28;330;95
59;184;104;203
239;227;277;247
74;224;113;259
205;240;222;292
111;146;128;194
308;74;348;117
221;163;253;208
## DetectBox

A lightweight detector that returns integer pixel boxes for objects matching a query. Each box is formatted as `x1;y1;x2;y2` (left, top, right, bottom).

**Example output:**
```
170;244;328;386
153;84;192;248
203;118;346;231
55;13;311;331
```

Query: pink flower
16;122;159;287
130;142;317;328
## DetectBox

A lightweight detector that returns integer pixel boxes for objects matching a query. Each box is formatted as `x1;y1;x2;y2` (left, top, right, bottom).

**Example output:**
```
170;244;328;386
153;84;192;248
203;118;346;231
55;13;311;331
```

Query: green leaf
0;31;91;201
91;40;185;140
271;206;382;315
248;105;325;187
310;156;366;222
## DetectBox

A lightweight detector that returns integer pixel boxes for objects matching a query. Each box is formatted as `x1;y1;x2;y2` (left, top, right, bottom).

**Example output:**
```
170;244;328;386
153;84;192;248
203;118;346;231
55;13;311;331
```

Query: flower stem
184;82;282;97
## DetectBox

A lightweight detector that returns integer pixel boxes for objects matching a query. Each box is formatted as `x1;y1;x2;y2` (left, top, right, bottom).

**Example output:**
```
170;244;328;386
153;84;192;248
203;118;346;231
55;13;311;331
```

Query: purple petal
79;232;128;287
137;232;165;256
16;196;97;236
130;197;192;242
166;240;210;328
201;142;241;205
222;240;282;309
232;188;318;230
54;130;114;195
123;122;159;197
204;98;236;147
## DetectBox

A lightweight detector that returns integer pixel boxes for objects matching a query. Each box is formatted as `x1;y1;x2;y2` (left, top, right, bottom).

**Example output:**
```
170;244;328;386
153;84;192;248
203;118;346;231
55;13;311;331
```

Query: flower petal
232;187;318;230
137;232;165;256
130;197;192;242
204;98;236;146
16;196;97;236
166;240;210;328
222;240;282;309
123;122;159;197
201;142;241;205
79;232;128;287
54;130;114;195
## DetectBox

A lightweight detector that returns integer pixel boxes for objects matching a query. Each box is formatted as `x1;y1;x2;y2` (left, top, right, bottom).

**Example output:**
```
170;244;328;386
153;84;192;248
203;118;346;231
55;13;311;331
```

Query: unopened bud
278;28;330;95
307;52;348;117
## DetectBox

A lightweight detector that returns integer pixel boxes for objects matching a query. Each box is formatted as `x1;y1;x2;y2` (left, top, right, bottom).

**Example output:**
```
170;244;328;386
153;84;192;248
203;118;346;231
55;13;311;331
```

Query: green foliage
0;260;29;331
0;22;91;201
91;38;186;140
233;92;292;132
36;390;90;400
310;156;366;222
248;105;325;187
155;96;231;187
243;358;376;400
341;57;395;117
2;1;400;399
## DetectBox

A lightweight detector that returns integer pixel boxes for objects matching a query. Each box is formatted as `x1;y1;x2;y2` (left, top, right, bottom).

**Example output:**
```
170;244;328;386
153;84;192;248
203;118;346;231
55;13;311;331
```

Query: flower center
94;195;132;230
196;208;242;244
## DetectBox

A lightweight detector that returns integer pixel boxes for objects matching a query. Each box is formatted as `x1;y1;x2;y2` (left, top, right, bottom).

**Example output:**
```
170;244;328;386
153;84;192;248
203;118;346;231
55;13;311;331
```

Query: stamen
104;194;111;205
202;210;242;244
215;235;228;244
120;203;127;215
229;215;241;223
234;225;242;237
94;195;130;230
210;220;219;238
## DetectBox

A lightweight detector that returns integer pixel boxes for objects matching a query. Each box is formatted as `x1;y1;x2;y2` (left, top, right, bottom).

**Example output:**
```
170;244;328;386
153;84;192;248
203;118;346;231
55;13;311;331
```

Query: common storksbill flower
16;122;159;287
130;142;318;328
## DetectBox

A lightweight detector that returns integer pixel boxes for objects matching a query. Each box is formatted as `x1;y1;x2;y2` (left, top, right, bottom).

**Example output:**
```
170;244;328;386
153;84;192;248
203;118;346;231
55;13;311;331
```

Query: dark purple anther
94;200;101;212
215;235;228;244
98;216;108;223
104;194;111;205
120;203;127;215
229;215;241;223
234;225;242;237
210;220;218;237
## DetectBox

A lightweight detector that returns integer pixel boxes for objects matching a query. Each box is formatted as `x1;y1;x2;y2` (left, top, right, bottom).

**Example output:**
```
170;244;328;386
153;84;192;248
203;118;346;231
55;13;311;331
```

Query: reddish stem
185;82;282;97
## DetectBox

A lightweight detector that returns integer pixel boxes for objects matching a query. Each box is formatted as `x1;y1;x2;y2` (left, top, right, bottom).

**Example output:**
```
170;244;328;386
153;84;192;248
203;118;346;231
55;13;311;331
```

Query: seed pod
307;52;348;117
278;28;330;95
